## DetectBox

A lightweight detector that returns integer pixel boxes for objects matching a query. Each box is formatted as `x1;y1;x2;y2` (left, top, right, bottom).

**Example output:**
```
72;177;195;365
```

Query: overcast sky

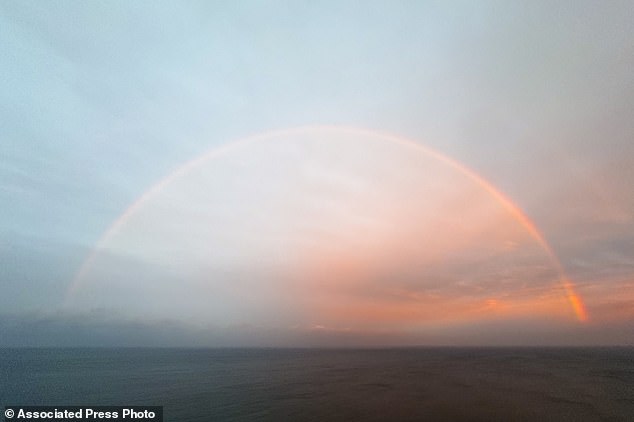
1;1;633;346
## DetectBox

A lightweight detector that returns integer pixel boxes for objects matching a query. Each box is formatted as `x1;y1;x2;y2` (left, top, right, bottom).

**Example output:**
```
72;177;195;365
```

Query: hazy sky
1;1;633;346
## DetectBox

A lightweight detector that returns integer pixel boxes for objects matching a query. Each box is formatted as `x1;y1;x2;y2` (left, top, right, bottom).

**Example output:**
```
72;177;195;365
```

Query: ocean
1;347;632;421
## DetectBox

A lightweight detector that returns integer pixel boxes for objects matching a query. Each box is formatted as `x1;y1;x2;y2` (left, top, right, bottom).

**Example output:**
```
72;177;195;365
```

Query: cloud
1;2;633;346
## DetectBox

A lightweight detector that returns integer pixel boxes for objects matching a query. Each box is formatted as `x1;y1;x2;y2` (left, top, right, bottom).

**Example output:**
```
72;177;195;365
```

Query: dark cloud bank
1;311;632;348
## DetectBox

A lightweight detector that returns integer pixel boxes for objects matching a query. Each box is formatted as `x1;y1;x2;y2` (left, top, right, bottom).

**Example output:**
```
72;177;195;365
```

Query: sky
1;1;633;347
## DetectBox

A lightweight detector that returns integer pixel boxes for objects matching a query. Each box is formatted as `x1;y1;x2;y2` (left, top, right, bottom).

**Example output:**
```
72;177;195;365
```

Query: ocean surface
1;347;632;421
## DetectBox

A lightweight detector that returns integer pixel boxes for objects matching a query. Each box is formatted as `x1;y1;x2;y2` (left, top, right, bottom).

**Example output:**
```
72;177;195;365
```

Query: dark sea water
1;347;632;421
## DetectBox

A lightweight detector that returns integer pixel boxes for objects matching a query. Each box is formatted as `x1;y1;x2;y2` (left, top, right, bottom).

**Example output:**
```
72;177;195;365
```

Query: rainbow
67;126;588;322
